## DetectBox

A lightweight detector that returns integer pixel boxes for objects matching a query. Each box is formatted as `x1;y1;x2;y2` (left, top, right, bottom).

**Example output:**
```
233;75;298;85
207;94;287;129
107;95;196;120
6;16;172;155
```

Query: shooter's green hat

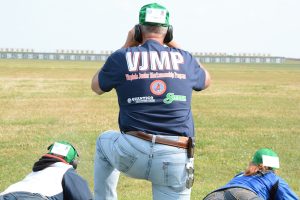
47;141;79;163
252;148;279;169
139;3;170;27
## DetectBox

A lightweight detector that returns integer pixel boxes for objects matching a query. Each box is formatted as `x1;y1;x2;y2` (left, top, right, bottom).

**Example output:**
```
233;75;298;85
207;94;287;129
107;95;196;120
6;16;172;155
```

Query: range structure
0;48;285;64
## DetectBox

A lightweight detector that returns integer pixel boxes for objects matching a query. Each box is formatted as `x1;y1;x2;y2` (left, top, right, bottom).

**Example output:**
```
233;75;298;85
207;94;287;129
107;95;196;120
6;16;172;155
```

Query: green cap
139;3;170;27
252;148;279;169
48;141;79;163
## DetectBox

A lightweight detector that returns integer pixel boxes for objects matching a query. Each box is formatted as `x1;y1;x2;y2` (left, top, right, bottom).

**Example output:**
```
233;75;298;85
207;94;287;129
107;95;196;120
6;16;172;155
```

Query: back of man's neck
143;36;164;45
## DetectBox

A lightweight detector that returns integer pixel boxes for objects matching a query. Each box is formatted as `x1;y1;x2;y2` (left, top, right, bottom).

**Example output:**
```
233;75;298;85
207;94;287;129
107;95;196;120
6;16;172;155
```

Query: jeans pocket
114;141;137;173
163;161;187;186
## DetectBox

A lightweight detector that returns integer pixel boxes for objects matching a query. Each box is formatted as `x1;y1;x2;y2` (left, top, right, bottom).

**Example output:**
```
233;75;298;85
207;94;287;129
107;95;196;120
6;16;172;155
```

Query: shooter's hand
122;27;140;48
165;40;180;48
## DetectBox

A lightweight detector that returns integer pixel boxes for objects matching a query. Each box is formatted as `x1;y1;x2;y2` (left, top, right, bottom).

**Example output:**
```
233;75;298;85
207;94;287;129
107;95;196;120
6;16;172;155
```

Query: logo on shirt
150;80;167;96
126;51;184;72
127;96;155;104
163;93;186;104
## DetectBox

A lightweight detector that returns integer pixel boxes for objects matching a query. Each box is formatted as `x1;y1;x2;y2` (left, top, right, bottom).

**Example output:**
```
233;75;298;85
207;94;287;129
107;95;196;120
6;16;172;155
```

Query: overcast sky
0;0;300;58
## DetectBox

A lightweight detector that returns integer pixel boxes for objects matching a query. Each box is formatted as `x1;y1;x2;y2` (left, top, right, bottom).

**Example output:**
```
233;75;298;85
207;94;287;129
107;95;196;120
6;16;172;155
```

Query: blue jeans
0;192;48;200
203;188;262;200
94;130;192;200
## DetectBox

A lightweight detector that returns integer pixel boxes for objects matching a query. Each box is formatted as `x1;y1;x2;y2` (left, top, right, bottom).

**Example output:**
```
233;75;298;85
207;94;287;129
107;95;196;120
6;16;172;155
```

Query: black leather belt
125;131;189;149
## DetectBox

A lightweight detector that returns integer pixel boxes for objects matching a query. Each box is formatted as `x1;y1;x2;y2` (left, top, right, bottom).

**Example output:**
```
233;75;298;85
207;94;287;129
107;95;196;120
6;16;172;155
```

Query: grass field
0;59;299;199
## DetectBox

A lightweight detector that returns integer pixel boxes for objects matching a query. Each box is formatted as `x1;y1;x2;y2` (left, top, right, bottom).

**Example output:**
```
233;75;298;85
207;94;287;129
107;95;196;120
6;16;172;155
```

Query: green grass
0;60;299;199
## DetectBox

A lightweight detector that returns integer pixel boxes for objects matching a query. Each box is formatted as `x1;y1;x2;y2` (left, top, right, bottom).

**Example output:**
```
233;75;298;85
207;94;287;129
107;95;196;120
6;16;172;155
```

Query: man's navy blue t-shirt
98;40;206;137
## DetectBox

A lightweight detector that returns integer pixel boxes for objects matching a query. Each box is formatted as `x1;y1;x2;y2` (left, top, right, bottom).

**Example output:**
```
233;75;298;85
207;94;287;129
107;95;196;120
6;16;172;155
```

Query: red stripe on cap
44;154;70;165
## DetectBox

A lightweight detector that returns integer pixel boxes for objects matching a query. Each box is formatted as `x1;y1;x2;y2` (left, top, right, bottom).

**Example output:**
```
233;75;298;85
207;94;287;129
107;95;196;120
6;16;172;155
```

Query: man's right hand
165;40;180;48
122;27;141;48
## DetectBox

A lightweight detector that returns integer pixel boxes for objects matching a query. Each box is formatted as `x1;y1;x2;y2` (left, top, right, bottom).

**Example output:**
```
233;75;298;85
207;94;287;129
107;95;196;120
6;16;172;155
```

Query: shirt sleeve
275;177;299;200
98;51;125;92
189;57;206;91
62;168;94;200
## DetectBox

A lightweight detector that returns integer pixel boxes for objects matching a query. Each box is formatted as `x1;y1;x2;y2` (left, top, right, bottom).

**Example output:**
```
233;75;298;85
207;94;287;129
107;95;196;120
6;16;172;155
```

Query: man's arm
276;177;299;200
91;69;105;95
91;27;140;95
165;40;180;48
166;40;211;89
122;27;140;48
62;169;94;200
167;40;211;90
200;64;211;89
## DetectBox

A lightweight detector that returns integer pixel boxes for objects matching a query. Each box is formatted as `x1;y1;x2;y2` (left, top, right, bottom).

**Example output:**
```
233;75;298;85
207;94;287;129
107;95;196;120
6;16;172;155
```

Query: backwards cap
139;3;170;27
252;148;279;169
48;141;79;163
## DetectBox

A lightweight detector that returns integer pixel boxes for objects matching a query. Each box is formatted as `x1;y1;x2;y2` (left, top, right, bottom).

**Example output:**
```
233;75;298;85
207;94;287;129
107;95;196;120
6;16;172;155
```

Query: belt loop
152;135;156;144
149;135;156;158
